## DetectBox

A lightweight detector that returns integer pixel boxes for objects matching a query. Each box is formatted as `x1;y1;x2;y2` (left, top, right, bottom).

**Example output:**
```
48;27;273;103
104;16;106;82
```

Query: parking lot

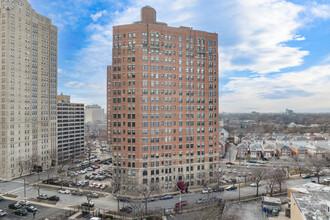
0;198;73;219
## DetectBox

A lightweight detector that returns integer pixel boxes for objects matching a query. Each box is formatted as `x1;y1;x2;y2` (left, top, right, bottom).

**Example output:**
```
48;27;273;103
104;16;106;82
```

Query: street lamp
238;182;241;204
175;185;182;213
23;178;26;199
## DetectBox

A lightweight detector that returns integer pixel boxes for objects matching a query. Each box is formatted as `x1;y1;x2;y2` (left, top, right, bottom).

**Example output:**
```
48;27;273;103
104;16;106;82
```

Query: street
1;174;327;213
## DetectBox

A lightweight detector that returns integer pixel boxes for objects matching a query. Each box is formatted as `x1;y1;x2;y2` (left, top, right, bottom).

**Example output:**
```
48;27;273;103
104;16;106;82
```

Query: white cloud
91;10;107;22
220;64;330;112
64;81;85;88
310;4;330;19
57;0;330;111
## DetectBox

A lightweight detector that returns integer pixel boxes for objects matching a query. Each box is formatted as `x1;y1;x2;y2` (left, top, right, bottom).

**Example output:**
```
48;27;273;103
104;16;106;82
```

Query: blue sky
29;0;330;113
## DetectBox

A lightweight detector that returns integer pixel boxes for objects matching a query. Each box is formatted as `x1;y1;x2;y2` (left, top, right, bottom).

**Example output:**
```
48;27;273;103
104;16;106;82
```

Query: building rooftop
289;182;330;194
292;191;330;220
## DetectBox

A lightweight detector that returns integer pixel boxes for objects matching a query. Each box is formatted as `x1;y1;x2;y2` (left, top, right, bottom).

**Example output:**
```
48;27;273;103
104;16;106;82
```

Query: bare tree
135;182;158;215
18;156;26;178
309;157;327;183
252;168;267;196
291;155;309;177
274;168;287;193
265;171;277;196
214;168;226;188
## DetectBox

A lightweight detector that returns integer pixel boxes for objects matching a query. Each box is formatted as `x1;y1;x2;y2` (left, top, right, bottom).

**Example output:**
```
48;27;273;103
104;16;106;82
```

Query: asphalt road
2;173;329;214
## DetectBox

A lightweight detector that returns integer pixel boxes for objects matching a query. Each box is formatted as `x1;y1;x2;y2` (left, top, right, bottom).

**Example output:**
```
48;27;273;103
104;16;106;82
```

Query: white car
251;182;260;187
324;178;330;183
0;209;7;217
58;189;70;194
233;169;237;173
90;217;102;220
202;189;212;194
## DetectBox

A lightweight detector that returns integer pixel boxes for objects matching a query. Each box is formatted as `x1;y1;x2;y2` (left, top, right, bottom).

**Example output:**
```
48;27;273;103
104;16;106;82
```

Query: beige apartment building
107;6;219;193
57;94;84;163
0;0;57;179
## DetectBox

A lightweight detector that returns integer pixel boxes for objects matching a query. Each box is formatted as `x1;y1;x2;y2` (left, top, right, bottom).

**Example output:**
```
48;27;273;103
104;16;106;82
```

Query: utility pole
176;185;182;213
238;182;241;204
24;178;26;199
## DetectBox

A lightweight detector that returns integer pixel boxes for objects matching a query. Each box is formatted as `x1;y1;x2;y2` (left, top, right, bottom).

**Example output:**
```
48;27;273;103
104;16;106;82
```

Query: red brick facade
107;6;219;192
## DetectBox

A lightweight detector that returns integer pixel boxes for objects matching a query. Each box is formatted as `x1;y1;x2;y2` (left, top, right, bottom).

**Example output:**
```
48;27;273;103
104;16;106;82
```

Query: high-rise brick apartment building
0;0;57;179
107;6;219;192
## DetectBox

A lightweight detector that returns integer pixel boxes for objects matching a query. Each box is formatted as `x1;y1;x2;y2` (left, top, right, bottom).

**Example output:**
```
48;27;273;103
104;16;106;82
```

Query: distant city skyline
29;0;330;112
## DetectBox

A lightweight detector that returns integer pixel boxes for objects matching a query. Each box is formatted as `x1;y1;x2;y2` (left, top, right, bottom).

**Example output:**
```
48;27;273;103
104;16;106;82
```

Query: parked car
120;206;133;213
17;200;30;206
37;194;48;200
142;197;155;202
324;178;330;183
211;196;222;202
160;194;173;200
72;190;84;196
47;195;60;201
86;167;94;171
196;198;208;204
175;201;188;207
8;203;22;209
81;202;94;207
226;186;237;191
0;210;7;217
118;197;131;202
90;217;102;220
233;169;237;173
13;209;28;216
202;189;212;194
88;193;99;198
226;162;235;165
25;206;38;213
302;174;311;179
68;166;75;170
0;196;4;202
251;182;261;187
213;187;225;192
58;189;70;194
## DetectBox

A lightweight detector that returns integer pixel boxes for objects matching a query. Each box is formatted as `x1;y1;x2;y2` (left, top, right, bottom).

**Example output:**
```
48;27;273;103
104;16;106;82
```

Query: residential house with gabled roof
276;144;292;158
219;128;229;141
292;136;310;147
290;145;308;160
241;136;252;146
236;143;249;159
250;143;263;159
264;137;276;146
306;145;325;159
262;144;276;159
280;136;291;146
253;137;263;145
219;139;226;158
310;136;329;149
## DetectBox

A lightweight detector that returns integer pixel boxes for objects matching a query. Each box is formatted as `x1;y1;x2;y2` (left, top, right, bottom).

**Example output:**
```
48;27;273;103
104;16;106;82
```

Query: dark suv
14;209;28;216
8;203;22;209
120;206;133;213
160;194;173;200
47;195;60;201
